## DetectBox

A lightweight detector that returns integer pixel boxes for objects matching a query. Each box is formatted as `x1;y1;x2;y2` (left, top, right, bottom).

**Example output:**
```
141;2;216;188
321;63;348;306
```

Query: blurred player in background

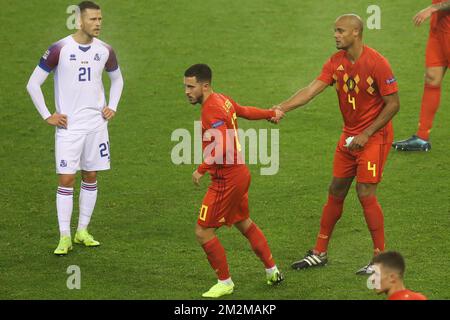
370;251;427;300
272;14;400;274
393;0;450;151
184;64;284;298
26;1;124;255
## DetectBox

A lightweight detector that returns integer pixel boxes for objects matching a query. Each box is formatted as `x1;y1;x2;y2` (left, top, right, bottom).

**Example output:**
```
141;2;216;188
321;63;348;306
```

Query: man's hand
268;105;285;124
413;6;436;26
46;113;67;128
192;170;204;186
348;131;370;151
102;107;116;120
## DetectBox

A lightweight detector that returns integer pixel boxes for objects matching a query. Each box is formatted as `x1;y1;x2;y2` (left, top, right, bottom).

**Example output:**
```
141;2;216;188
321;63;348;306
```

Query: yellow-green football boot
54;236;73;255
266;267;285;285
202;281;234;298
74;229;100;247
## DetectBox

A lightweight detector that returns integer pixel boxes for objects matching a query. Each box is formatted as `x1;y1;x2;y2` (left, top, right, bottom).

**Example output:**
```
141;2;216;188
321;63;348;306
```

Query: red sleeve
373;57;398;96
197;162;209;175
227;97;275;120
197;106;227;175
316;58;335;86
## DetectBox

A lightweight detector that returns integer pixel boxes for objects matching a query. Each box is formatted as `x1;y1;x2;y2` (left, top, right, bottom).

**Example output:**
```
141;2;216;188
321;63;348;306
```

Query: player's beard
336;42;347;50
90;29;100;38
188;94;203;105
194;94;204;105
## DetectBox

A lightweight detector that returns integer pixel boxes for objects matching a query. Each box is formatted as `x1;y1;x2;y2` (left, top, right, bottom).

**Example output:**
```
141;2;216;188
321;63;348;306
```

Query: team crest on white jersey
70;54;76;61
94;53;101;61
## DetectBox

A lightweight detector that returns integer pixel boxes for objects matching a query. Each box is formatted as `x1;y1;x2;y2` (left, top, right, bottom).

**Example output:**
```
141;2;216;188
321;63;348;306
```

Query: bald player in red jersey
272;14;400;275
393;0;450;151
370;251;427;300
184;64;285;298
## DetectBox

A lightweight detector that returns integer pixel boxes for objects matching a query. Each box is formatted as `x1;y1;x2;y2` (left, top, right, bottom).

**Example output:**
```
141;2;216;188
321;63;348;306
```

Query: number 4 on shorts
368;161;376;177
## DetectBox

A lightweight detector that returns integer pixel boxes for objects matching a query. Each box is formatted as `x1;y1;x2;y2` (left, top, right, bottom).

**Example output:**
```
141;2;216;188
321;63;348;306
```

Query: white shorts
55;127;111;174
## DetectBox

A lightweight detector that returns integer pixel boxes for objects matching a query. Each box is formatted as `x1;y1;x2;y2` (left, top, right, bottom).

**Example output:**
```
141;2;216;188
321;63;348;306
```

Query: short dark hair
79;1;100;12
372;251;406;278
184;64;212;83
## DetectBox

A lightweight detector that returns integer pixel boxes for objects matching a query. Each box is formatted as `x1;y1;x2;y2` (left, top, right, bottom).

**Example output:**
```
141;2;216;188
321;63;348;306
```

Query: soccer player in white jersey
26;1;124;255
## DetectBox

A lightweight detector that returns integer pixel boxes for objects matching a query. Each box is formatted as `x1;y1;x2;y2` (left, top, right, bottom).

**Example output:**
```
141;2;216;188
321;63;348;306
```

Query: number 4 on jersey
348;94;356;110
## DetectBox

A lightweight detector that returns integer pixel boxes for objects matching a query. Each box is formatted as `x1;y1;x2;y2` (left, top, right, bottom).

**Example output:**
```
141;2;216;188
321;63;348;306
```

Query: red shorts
426;30;450;68
333;134;391;184
197;165;251;228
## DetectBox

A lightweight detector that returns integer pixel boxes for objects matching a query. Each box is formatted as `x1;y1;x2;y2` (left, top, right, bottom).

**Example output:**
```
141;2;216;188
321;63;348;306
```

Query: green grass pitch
1;0;449;299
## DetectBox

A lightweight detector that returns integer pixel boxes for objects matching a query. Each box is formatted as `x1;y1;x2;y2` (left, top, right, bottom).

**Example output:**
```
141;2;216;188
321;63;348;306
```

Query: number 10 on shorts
199;205;208;221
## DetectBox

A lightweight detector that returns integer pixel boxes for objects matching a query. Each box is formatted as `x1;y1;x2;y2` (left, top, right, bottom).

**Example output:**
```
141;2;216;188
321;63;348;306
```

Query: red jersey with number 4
197;93;275;176
317;45;398;144
388;289;427;300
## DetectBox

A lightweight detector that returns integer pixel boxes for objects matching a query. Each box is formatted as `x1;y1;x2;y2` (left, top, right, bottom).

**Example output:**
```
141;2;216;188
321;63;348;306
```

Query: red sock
202;237;230;280
314;194;345;253
359;196;385;254
243;223;275;269
417;84;441;140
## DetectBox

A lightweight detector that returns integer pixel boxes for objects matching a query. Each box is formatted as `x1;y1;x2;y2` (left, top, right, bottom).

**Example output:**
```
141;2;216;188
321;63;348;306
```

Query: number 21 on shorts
99;142;110;160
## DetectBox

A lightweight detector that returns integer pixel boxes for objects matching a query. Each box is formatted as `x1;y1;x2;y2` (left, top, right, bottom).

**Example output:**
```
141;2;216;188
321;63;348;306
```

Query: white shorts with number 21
55;125;111;174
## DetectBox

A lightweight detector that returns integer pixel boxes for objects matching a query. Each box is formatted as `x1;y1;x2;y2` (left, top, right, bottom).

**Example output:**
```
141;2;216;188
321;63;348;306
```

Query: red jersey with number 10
317;46;398;144
197;93;275;176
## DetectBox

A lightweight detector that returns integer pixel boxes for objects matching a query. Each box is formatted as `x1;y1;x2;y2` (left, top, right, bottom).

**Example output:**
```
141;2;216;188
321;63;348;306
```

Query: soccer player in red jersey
393;0;450;151
184;64;285;298
272;14;400;274
370;251;427;300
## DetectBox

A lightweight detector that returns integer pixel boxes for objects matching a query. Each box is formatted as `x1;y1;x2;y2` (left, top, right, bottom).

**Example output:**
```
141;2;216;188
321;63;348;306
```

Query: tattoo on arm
432;0;450;11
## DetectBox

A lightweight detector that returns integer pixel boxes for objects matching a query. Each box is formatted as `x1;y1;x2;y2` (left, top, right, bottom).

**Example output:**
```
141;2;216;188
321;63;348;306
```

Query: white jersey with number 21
39;35;119;134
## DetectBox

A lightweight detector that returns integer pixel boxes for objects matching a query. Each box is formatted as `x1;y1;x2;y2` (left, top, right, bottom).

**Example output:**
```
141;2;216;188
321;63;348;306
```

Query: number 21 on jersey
79;67;91;82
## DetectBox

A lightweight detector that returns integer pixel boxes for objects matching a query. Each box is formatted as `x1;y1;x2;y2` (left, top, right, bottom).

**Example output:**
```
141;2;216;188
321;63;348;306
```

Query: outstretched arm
233;104;276;120
414;1;450;26
276;79;329;113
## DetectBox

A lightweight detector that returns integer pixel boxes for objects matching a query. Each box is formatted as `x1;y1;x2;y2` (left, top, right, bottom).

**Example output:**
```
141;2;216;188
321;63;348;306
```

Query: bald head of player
77;1;102;39
334;14;364;51
184;64;213;105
